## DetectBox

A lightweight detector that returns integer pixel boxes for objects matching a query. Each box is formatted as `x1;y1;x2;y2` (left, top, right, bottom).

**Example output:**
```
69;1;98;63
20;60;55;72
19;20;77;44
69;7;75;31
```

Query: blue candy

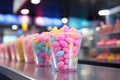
41;47;47;52
51;37;56;42
39;42;46;47
38;57;44;62
56;51;64;56
47;49;51;55
33;44;41;54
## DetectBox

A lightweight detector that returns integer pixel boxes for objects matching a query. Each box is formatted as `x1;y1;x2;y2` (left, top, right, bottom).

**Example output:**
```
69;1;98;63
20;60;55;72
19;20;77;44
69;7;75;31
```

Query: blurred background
0;0;120;62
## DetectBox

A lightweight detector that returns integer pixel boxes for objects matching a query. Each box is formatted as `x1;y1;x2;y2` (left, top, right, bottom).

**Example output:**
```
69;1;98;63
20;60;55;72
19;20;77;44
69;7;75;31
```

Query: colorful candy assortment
97;38;120;47
16;35;25;62
0;25;83;72
32;32;51;66
97;53;120;62
50;25;82;72
22;35;35;63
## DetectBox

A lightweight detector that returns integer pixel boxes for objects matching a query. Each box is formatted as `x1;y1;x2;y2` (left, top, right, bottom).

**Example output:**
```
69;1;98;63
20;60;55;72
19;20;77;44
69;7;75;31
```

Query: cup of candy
4;42;11;60
16;35;25;62
32;32;51;66
50;26;82;72
0;43;5;58
10;42;17;60
22;35;35;63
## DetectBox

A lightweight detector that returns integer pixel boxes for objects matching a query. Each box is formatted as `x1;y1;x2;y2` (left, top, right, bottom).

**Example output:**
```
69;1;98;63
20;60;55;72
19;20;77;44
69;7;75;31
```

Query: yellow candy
70;32;77;39
59;27;64;33
69;28;77;39
72;57;77;62
16;36;24;61
46;42;50;48
69;43;73;49
107;55;115;61
34;39;39;44
52;27;59;36
45;32;49;36
32;36;36;40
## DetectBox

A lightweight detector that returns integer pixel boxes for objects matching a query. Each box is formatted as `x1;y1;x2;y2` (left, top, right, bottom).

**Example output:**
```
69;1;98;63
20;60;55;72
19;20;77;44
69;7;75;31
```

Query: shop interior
0;0;120;80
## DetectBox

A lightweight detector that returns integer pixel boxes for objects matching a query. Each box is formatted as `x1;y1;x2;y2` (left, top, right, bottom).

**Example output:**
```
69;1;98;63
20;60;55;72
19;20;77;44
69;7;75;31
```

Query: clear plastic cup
32;33;51;66
0;43;5;58
16;35;25;62
22;35;35;63
10;42;17;60
50;32;82;72
4;42;11;60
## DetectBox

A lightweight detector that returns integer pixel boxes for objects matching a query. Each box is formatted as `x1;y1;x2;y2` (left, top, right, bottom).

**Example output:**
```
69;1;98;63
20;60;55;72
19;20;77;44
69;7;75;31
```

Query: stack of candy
50;25;82;72
10;42;17;60
22;35;35;63
16;35;25;62
32;32;51;66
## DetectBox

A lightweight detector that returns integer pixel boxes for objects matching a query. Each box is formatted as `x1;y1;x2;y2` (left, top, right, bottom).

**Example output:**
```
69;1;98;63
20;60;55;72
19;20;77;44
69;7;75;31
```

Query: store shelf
0;59;120;80
97;46;120;48
109;30;120;35
78;58;120;68
99;30;120;35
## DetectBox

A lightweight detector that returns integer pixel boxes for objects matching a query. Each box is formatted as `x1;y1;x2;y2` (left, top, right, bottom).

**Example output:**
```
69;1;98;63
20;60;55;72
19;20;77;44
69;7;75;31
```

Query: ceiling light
98;10;110;16
47;26;52;31
31;0;41;4
11;25;18;30
95;27;100;31
62;18;68;24
21;9;29;14
35;17;44;25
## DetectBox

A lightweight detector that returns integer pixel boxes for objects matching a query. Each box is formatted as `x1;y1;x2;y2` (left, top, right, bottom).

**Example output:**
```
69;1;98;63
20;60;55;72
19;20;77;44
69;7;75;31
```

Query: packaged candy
32;32;51;66
22;35;35;63
50;26;82;72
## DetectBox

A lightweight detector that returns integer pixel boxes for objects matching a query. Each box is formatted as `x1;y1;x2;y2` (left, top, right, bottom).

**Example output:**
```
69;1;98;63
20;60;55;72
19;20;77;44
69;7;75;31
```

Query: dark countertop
0;59;120;80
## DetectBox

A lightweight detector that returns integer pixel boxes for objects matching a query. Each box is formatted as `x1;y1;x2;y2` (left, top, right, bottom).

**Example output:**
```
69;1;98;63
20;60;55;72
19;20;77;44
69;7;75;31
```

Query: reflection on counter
0;59;120;80
53;72;78;80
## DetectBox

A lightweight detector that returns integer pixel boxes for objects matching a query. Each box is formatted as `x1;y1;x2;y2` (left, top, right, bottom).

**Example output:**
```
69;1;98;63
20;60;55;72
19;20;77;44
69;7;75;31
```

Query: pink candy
59;40;68;47
56;34;65;40
52;42;60;47
22;35;35;63
65;37;74;43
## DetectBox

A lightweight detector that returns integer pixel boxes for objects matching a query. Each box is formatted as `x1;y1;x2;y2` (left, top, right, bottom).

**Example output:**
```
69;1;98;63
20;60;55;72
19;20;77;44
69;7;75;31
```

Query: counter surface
0;59;120;80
